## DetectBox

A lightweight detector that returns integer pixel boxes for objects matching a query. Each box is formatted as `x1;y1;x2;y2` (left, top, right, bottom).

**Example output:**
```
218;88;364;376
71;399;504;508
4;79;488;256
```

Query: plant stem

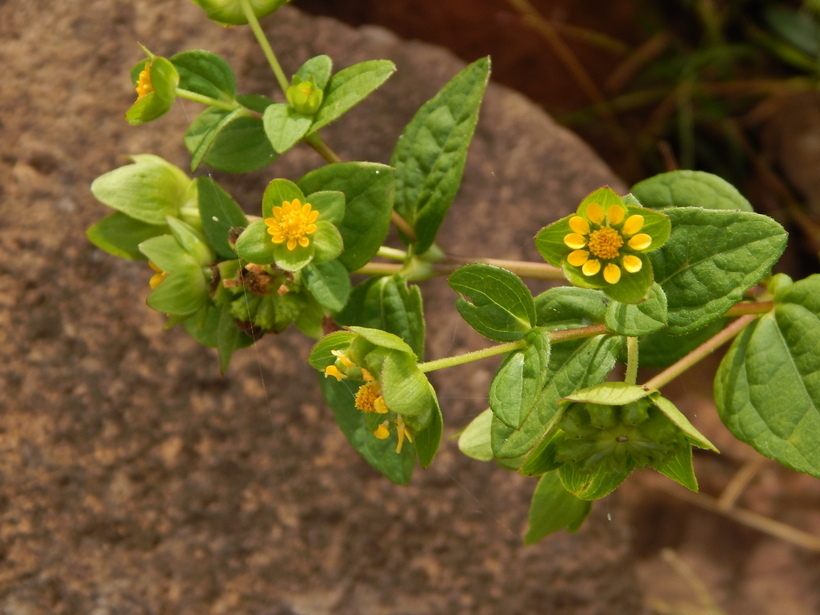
439;256;565;280
352;262;403;276
642;314;757;391
625;336;638;385
418;340;526;373
239;0;290;94
175;88;238;111
376;246;408;262
303;132;341;163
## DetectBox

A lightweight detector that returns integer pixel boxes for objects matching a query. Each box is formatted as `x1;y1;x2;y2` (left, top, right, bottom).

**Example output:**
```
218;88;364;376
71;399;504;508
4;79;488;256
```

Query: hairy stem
443;256;564;280
239;0;290;93
625;336;639;385
418;341;526;373
176;88;239;111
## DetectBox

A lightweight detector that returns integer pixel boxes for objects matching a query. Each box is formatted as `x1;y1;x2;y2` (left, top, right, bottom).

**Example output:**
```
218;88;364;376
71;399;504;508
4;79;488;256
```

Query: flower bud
286;76;324;115
188;0;291;26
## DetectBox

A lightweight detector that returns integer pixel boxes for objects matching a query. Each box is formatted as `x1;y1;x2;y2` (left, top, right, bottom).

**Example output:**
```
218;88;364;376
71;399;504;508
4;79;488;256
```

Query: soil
1;1;819;614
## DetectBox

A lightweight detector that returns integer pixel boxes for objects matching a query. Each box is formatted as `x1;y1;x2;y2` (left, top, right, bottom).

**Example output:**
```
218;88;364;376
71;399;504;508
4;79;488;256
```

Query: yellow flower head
563;202;652;285
264;199;319;251
135;63;154;101
355;382;389;415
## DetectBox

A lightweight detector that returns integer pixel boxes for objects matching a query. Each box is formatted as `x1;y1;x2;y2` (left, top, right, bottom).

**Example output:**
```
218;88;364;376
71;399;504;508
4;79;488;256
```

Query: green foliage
631;170;754;212
525;472;591;544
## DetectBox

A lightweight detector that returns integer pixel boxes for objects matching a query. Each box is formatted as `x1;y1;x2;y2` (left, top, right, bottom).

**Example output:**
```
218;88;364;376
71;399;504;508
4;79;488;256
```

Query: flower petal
623;214;645;236
569;216;590;235
567;249;590;267
628;233;652;251
603;263;621;284
622;254;643;273
582;259;601;276
564;233;588;250
586;202;605;225
607;205;626;225
374;422;390;439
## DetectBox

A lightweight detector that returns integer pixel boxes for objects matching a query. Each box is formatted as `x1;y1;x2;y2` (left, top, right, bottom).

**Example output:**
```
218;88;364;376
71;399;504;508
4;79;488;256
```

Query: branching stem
175;88;238;111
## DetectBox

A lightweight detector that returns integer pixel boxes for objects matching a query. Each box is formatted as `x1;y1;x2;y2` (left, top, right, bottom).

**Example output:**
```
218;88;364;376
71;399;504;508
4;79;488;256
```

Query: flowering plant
87;0;819;543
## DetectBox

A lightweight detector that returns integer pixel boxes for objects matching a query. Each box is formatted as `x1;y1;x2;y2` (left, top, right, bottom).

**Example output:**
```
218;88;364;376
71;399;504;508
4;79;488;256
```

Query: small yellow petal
324;365;345;381
622;255;643;273
272;206;284;218
582;259;601;276
607;205;626;225
564;233;588;250
628;233;652;251
603;263;621;284
287;238;298;250
623;214;645;236
332;349;355;368
586;202;605;225
374;422;390;440
569;216;590;235
373;396;389;414
567;249;590;267
298;236;310;248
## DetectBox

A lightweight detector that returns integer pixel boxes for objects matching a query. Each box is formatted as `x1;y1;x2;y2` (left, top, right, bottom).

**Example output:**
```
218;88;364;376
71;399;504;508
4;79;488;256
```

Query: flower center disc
587;227;623;260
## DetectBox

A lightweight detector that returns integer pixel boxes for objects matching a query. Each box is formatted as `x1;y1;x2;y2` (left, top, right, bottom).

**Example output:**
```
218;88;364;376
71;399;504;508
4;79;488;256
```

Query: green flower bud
188;0;291;26
286;76;324;115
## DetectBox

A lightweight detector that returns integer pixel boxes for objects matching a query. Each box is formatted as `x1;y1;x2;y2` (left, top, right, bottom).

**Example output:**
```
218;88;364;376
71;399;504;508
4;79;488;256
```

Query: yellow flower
563;202;652;285
355;382;389;415
135;63;153;101
324;365;345;381
148;261;166;289
372;417;414;453
264;199;319;251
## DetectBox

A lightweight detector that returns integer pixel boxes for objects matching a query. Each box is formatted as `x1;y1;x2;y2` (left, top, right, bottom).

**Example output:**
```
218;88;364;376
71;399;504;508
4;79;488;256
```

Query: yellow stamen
264;199;319;251
135;63;153;100
374;422;390;440
586;202;605;225
148;262;166;290
361;369;374;382
622;255;643;273
603;263;621;284
324;365;345;381
582;259;601;276
623;215;645;236
373;396;389;414
628;234;652;251
355;382;383;413
563;233;588;250
607;205;626;225
587;227;624;260
569;216;590;235
567;250;590;267
331;349;355;369
395;417;413;453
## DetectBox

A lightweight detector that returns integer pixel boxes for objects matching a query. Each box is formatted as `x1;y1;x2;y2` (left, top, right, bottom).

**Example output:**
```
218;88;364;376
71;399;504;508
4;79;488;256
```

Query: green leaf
562;253;654;304
310;221;344;264
492;335;625;460
605;283;668;336
391;57;490;253
216;304;253;373
183;107;246;171
309;60;396;133
308;330;357;370
235;220;275;265
295;54;333;90
138;234;195;271
201;115;277;173
562;382;655;406
631;170;754;212
335;275;426;358
306;191;345;226
652;395;718;452
126;57;178;125
146;265;209;315
302;260;351;312
238;93;275;113
414;390;443;468
166;216;214;265
86;212;169;260
183;302;221;347
171;50;236;101
320;377;415;485
558;463;633;500
535;286;607;329
273;240;313;272
261;178;306;219
519;429;563;476
524;472;592;544
263;103;313;154
652;444;698;492
637;318;727;368
195;177;248;260
650;208;787;334
91;155;191;226
298;162;395;271
458;409;494;462
381;353;434;420
715;276;820;477
448;264;536;342
347;325;416;357
489;328;550;428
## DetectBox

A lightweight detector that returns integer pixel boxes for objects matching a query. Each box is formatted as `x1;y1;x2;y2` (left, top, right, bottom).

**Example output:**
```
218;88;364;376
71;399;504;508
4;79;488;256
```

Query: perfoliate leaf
650;208;787;334
391;57;490;253
261;178;306;219
524;472;592;544
605;283;668;336
448;264;536;342
309;60;396;134
306;191;345;226
310;221;344;264
631;170;754;212
715;275;820;477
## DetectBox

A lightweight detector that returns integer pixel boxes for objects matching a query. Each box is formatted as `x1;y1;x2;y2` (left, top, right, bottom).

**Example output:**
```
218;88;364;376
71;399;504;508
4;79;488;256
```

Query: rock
0;1;644;614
